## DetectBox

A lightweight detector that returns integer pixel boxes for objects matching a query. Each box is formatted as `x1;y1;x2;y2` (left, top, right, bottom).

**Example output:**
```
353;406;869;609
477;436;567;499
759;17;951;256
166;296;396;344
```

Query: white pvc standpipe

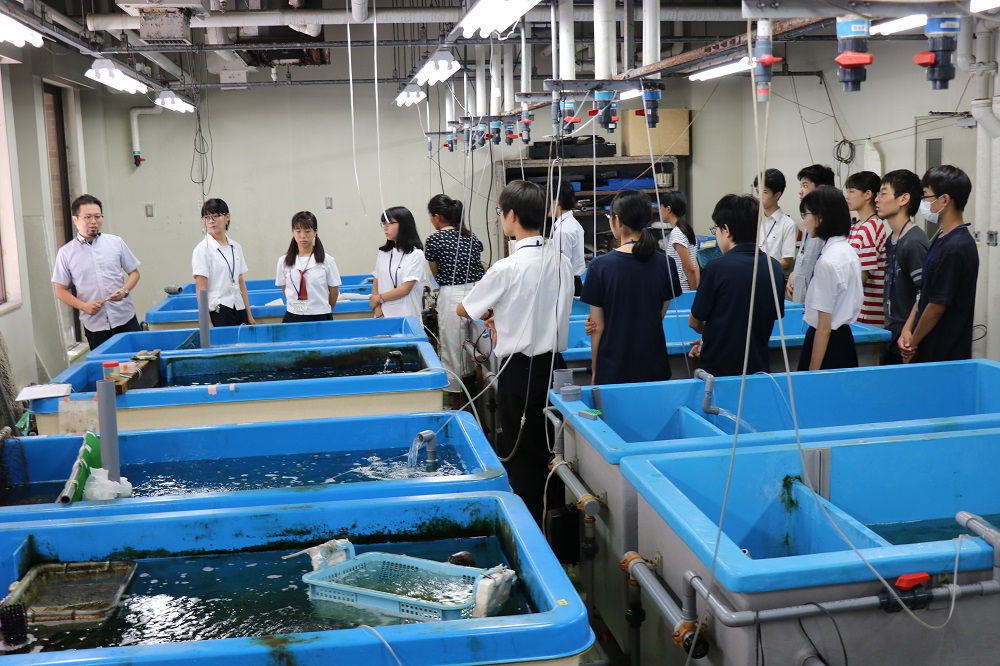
475;46;487;118
96;380;120;483
490;42;502;116
559;0;575;80
197;288;212;348
642;0;660;76
445;84;456;125
503;44;515;112
594;0;614;79
972;27;995;359
521;26;532;93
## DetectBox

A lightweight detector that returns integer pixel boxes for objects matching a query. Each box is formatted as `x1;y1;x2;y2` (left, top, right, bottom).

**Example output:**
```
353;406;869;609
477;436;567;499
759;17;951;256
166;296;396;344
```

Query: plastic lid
101;361;120;368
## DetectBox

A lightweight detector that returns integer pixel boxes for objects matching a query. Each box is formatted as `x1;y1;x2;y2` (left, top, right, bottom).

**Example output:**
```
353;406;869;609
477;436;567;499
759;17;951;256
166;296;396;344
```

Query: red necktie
298;270;307;300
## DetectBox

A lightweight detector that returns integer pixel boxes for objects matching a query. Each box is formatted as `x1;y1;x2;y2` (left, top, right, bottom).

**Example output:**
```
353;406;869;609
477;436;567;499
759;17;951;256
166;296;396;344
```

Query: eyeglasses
77;214;103;223
203;213;227;222
495;206;504;218
921;194;940;201
380;220;398;228
709;226;718;234
802;211;815;218
605;213;613;221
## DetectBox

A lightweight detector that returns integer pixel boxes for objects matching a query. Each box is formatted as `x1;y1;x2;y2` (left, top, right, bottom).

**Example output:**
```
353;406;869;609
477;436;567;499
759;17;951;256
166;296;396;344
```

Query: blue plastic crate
303;547;505;621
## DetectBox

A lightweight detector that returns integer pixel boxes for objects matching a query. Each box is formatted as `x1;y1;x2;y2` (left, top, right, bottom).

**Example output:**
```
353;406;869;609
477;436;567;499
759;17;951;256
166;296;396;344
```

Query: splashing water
715;408;757;433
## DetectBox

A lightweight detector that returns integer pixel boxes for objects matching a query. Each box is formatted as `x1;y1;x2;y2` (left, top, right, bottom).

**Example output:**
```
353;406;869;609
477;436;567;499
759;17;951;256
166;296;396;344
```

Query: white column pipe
521;26;532;93
445;85;456;124
87;7;462;31
490;42;502;116
207;0;245;64
987;28;1000;360
350;0;368;23
642;0;660;77
559;0;575;80
503;44;515;113
475;46;487;117
594;0;614;79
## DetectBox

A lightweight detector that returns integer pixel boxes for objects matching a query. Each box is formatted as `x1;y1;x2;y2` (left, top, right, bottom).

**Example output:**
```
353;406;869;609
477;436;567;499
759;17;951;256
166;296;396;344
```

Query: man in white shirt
458;180;574;526
52;194;141;350
549;177;586;296
752;168;797;271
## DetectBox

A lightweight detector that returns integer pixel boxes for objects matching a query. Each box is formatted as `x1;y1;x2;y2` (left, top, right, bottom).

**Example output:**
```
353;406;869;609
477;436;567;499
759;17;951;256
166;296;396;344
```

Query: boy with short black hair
788;164;836;304
875;169;929;365
549;177;586;296
458;180;574;525
752;168;796;271
844;170;887;326
898;165;978;363
689;194;785;377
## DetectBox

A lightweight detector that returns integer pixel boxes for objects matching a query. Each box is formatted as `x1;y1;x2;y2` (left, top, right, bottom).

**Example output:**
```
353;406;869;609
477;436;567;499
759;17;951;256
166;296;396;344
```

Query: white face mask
919;196;944;225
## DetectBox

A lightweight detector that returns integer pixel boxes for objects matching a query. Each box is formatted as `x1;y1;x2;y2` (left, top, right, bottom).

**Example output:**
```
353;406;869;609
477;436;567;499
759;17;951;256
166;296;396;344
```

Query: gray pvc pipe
693;368;720;415
96;379;120;483
554;465;601;516
957;511;1000;571
197;289;211;349
624;551;686;628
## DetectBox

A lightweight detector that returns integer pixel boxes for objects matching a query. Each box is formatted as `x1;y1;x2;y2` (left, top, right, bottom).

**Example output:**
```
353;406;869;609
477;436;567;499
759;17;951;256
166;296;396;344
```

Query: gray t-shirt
883;224;930;342
791;236;824;304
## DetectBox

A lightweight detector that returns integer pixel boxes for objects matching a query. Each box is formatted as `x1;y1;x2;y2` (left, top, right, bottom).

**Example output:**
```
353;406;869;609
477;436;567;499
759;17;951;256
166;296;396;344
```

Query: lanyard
767;219;777;239
388;251;402;289
217;245;236;283
885;219;911;303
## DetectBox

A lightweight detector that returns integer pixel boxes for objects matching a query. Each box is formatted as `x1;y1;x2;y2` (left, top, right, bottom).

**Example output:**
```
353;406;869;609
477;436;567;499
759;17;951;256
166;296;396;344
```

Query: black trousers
496;351;566;527
281;311;333;323
798;325;858;371
85;315;142;351
573;275;583;297
210;304;250;327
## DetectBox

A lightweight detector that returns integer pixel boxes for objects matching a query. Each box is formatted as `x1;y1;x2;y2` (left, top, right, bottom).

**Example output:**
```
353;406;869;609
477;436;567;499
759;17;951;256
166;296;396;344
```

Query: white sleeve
780;218;797;259
325;257;342;287
400;249;425;284
462;263;506;319
192;242;210;278
275;256;285;287
236;242;250;276
119;239;141;273
52;246;72;285
804;259;839;314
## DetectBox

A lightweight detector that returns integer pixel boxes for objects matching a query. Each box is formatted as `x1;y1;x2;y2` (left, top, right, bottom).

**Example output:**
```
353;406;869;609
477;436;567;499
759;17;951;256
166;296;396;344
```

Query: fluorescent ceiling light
619;88;643;100
85;58;148;94
395;83;426;107
458;0;543;39
869;14;927;36
415;51;462;86
971;0;1000;11
0;14;42;48
688;56;753;82
155;90;195;113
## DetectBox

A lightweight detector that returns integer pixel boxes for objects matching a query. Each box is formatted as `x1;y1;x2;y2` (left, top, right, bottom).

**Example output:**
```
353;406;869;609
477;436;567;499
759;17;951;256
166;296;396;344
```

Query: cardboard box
620;108;690;156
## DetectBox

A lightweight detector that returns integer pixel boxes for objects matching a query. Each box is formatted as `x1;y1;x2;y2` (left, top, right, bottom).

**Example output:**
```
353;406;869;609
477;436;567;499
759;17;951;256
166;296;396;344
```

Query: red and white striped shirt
848;215;887;326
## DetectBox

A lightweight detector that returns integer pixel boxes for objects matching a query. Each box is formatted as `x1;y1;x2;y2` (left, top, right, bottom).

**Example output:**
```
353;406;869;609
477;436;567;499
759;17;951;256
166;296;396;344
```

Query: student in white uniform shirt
370;207;425;321
192;198;256;327
548;177;586;296
798;186;862;371
458;180;574;527
275;211;342;323
752;168;797;271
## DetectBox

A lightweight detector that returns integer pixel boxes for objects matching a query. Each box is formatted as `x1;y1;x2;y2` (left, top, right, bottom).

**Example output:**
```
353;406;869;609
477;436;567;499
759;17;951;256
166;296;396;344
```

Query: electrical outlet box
325;197;334;209
144;203;155;218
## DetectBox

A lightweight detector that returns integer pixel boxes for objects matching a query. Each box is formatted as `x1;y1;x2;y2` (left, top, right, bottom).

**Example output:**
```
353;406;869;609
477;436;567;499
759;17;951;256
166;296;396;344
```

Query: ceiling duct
116;0;210;45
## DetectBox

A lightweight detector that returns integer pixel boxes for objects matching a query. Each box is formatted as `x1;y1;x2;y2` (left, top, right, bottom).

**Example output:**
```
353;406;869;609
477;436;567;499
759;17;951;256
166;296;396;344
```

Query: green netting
58;432;102;505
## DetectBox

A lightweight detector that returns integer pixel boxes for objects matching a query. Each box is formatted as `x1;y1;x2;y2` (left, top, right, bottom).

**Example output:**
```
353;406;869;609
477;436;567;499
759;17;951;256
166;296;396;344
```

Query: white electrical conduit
558;0;575;80
593;0;613;79
130;106;163;165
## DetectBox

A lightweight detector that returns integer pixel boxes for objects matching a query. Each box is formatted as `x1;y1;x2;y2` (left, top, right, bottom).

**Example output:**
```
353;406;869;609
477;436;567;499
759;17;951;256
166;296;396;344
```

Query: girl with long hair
275;211;342;323
370;206;426;320
192;198;256;327
659;190;699;289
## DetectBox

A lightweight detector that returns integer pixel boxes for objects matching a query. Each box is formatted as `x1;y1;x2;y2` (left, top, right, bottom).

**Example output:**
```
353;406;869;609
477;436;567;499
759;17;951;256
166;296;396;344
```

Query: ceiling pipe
206;0;245;65
641;0;660;77
558;0;574;80
593;0;613;79
86;5;744;33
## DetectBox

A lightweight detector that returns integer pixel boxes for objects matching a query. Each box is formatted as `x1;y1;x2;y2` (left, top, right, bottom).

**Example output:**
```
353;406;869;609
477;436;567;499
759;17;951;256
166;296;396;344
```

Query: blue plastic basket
303;551;488;621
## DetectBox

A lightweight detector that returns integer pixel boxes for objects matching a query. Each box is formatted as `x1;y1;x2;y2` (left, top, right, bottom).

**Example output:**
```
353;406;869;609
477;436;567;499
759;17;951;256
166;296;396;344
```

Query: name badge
229;282;242;300
289;300;308;314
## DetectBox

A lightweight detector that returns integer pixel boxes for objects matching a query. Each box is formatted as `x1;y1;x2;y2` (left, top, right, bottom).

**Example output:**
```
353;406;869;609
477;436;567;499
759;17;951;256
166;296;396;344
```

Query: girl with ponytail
425;194;486;407
579;190;683;385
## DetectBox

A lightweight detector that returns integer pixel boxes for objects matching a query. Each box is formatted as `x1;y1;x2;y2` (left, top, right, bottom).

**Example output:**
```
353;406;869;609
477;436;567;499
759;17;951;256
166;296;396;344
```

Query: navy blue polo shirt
691;243;785;377
915;224;978;362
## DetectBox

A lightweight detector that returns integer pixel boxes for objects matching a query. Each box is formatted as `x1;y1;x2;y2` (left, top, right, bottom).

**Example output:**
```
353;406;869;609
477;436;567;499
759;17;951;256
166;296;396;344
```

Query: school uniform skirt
798;325;859;371
436;283;477;392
